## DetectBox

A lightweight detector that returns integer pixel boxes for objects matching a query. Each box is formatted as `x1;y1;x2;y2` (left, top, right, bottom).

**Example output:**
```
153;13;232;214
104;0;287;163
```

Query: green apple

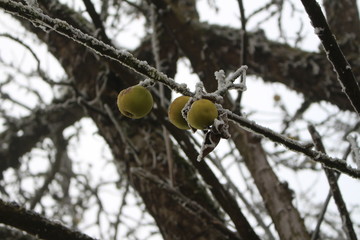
187;99;218;130
117;85;153;119
168;96;191;130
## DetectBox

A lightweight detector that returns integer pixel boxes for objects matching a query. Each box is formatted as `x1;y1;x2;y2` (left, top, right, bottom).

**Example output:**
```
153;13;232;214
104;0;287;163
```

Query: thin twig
150;4;174;186
0;33;72;87
311;145;352;240
227;110;360;179
82;0;110;44
113;180;130;240
103;104;142;165
29;132;68;210
236;0;247;66
281;99;312;134
209;153;276;240
308;125;357;240
234;0;247;114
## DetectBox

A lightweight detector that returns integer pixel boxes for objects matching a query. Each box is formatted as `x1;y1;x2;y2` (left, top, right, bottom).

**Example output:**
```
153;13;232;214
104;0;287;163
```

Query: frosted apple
168;96;191;130
187;99;218;130
117;85;153;119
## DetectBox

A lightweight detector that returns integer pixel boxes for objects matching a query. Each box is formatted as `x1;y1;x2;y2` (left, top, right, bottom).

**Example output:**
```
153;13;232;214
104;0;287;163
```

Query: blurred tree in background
0;0;359;239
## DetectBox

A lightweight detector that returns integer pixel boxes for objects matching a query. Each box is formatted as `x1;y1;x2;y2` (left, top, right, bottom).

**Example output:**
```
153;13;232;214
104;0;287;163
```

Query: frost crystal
25;0;39;7
215;70;226;89
347;134;360;169
314;27;324;35
139;79;155;87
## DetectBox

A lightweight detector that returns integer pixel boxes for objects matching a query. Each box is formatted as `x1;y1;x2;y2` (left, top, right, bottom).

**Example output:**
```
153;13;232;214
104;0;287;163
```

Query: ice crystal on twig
347;134;360;169
215;66;247;96
139;78;155;88
183;67;247;160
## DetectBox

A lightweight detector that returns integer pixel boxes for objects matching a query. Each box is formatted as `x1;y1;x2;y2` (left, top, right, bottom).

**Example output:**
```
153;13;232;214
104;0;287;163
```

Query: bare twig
209;153;276;240
150;4;175;185
236;0;247;66
29;132;68;210
308;125;358;240
311;172;340;240
82;0;110;44
311;145;352;240
113;180;130;240
103;104;142;165
281;99;312;134
0;33;72;87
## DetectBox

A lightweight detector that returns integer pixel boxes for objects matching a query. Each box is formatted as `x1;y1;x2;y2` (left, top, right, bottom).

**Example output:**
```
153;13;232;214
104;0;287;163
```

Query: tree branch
300;0;360;115
227;110;360;179
0;0;192;96
82;0;110;44
29;132;69;210
308;125;358;240
0;98;82;178
0;199;96;240
0;226;38;240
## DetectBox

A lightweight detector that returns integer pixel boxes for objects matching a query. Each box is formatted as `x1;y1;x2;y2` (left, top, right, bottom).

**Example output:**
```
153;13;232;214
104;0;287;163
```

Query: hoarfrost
139;78;155;87
215;70;226;89
179;83;187;89
314;27;324;35
347;134;360;169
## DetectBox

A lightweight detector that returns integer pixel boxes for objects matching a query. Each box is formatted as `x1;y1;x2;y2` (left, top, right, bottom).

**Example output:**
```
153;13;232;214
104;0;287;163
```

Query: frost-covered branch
311;144;352;240
0;0;192;96
0;199;96;240
347;134;360;169
215;67;247;96
308;125;358;240
227;110;360;179
300;0;360;116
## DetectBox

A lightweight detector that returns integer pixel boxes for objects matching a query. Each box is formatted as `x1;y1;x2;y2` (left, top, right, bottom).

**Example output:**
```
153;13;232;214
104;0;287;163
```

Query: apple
168;96;191;130
187;99;218;130
117;85;153;119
